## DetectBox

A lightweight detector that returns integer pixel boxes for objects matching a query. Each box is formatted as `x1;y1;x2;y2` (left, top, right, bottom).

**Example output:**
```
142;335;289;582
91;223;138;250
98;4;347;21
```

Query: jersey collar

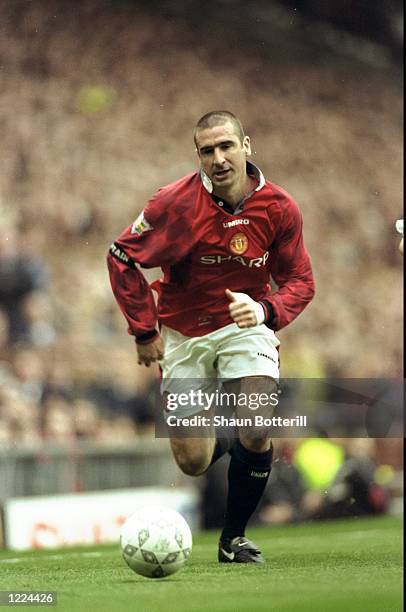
199;161;265;194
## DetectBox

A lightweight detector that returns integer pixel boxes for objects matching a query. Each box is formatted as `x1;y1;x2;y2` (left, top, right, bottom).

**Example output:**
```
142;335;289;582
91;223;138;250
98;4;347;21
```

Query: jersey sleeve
107;188;194;342
262;196;315;331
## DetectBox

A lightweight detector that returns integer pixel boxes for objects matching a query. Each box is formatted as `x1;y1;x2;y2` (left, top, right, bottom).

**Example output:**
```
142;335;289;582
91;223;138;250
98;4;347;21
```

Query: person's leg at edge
163;379;275;563
218;376;276;563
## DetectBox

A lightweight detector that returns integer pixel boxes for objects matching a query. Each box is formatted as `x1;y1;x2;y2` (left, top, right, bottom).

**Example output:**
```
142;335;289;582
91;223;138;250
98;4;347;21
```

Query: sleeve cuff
135;330;159;345
259;301;274;325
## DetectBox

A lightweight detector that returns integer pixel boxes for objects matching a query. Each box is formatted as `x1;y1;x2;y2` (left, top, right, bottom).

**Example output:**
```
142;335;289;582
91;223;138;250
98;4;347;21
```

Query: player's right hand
136;335;164;367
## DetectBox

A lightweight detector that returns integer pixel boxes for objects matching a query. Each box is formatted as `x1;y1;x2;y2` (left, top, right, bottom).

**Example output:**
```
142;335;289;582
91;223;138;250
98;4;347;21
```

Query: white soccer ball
120;505;192;578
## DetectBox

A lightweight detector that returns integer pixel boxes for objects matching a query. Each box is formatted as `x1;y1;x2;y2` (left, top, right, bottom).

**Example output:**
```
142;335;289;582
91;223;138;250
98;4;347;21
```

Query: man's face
195;121;251;192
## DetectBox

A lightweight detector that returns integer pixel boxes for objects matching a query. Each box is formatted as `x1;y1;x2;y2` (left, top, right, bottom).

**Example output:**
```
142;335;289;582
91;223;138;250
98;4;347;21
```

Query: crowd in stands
0;0;403;451
203;436;401;527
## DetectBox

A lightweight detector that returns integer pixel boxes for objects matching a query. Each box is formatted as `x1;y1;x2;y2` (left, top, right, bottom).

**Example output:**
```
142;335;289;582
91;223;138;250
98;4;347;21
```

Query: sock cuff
232;439;273;471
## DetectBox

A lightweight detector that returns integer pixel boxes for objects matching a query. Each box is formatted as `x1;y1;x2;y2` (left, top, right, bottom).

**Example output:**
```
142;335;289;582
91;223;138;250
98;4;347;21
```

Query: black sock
209;436;234;467
221;439;273;541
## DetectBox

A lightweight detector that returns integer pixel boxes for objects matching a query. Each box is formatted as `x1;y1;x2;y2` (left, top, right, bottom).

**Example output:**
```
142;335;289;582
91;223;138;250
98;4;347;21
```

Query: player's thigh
160;325;216;381
217;324;279;446
216;323;280;382
159;326;218;475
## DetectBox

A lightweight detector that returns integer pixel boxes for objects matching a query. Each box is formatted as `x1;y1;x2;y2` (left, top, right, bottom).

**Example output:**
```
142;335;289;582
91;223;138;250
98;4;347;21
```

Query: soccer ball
120;505;192;578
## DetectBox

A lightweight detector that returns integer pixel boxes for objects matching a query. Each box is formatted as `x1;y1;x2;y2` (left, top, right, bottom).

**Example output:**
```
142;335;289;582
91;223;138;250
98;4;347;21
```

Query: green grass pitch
0;516;402;612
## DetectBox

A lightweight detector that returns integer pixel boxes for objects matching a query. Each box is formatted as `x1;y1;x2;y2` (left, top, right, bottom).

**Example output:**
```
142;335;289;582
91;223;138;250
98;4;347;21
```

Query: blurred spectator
95;415;138;444
258;438;390;525
73;399;100;439
0;382;42;446
0;227;49;342
257;441;308;525
12;346;46;404
41;394;76;443
0;308;11;359
20;291;57;347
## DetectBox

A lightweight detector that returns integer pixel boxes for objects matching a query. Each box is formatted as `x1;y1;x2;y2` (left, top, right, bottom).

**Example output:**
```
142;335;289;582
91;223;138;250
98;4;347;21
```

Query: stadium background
0;0;403;538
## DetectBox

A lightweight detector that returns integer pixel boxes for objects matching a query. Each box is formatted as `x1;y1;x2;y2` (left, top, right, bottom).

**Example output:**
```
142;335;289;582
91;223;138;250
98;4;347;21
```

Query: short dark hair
194;111;245;145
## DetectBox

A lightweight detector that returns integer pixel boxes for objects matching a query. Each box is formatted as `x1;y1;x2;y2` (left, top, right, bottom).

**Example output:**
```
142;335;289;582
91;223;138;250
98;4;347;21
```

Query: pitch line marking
0;551;103;564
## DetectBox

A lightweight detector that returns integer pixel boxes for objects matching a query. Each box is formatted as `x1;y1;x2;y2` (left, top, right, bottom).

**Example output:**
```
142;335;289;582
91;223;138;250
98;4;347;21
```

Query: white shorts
160;323;280;417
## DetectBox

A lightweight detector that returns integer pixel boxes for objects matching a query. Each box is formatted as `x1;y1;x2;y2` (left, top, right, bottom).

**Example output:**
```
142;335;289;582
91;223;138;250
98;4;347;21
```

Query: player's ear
243;135;251;156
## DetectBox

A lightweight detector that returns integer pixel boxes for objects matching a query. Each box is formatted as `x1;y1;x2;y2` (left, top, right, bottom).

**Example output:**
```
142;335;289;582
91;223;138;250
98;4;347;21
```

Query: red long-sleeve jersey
107;164;315;341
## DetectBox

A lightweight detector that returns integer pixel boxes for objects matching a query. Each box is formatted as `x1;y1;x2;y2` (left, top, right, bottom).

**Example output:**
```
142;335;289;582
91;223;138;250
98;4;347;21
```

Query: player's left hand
225;289;265;328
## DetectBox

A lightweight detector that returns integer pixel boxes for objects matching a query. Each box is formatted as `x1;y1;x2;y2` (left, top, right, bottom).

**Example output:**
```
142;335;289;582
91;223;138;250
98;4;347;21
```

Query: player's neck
213;174;256;209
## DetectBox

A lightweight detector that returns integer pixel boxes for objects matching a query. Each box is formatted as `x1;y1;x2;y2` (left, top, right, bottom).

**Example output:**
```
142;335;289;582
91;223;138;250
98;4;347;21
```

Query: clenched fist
225;289;265;329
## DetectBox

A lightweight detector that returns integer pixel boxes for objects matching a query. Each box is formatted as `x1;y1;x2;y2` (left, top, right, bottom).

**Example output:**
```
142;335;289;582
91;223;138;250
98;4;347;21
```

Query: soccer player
107;111;315;563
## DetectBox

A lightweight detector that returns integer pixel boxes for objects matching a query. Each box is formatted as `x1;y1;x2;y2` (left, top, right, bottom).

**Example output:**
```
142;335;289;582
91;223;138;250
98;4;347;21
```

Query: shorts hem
220;370;279;381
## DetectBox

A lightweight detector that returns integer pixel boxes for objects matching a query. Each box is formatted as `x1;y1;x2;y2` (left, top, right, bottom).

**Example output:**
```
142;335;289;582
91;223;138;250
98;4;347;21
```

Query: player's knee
239;431;270;453
172;446;210;476
176;454;210;476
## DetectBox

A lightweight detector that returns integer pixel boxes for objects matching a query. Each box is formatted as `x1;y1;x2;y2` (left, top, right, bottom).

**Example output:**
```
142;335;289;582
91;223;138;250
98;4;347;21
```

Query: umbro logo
257;352;276;363
223;219;250;228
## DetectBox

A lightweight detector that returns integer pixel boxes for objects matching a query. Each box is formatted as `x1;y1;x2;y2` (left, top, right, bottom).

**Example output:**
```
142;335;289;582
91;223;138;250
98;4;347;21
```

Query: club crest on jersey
131;212;153;235
229;232;249;255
